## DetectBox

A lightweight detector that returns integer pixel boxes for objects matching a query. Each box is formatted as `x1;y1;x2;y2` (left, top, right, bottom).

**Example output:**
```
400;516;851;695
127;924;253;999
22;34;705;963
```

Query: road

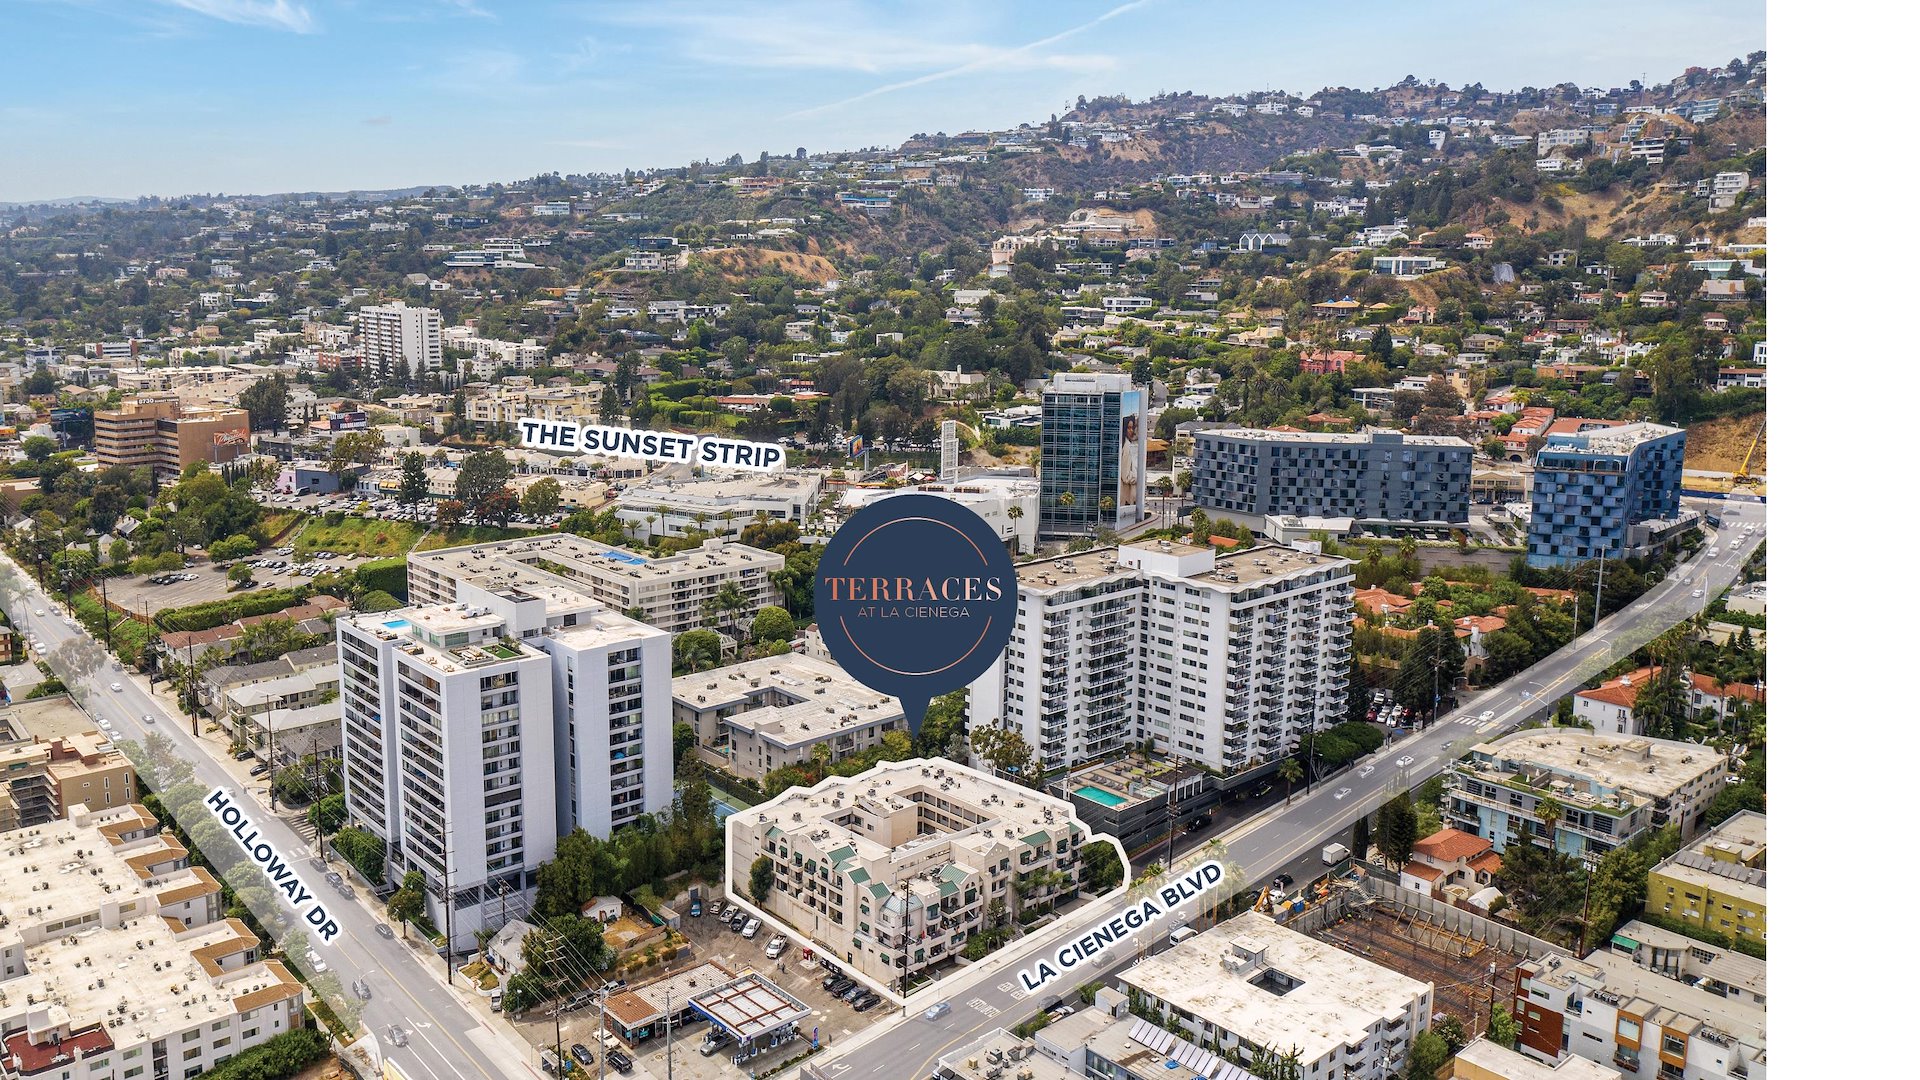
813;503;1766;1080
0;555;535;1080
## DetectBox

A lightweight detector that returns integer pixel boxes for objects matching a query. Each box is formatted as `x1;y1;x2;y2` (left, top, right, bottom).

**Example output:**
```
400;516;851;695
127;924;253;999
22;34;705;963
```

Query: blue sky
0;0;1764;203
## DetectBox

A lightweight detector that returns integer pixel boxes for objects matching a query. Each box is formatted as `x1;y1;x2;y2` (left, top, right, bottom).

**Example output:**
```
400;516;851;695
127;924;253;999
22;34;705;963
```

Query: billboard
1117;389;1144;524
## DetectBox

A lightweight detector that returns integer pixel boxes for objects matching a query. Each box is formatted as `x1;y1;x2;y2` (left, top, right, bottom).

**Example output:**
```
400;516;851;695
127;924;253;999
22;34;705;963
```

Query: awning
1611;933;1640;951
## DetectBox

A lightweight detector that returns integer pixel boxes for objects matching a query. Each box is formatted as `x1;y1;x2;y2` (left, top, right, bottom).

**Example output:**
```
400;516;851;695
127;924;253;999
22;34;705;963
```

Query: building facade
357;302;443;379
338;579;671;948
1644;811;1765;944
407;534;781;638
726;759;1086;987
1443;731;1734;861
1039;373;1147;537
93;398;250;481
1526;423;1687;568
1190;430;1473;530
969;541;1354;775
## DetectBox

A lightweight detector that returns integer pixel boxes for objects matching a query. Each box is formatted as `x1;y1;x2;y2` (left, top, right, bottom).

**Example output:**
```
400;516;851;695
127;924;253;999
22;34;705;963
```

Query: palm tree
1533;795;1564;849
1006;505;1023;522
1193;840;1242;924
1057;491;1077;508
1278;758;1305;805
1127;861;1167;903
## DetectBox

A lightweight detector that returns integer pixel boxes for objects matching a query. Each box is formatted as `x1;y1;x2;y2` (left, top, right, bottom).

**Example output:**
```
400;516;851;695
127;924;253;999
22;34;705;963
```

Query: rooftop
673;652;899;748
411;533;780;592
1461;730;1727;801
1199;428;1472;448
0;697;98;744
687;972;811;1040
1119;913;1431;1064
1012;541;1344;592
1539;421;1683;456
1449;1038;1619;1079
1647;811;1766;907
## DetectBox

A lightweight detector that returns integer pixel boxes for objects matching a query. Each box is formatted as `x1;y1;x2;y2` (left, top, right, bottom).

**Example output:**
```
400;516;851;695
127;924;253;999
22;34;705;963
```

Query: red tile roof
1354;587;1413;615
1455;615;1507;634
1467;851;1504;876
1412;828;1494;865
1578;665;1660;709
4;1026;115;1076
1688;673;1764;703
1401;862;1446;882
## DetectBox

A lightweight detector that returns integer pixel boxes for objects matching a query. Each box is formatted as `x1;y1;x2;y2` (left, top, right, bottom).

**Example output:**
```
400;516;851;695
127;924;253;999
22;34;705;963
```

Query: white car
1333;787;1352;800
142;714;156;725
110;683;123;692
1396;755;1415;768
32;608;43;616
1357;764;1375;778
1480;710;1495;722
1692;589;1705;598
1708;548;1720;557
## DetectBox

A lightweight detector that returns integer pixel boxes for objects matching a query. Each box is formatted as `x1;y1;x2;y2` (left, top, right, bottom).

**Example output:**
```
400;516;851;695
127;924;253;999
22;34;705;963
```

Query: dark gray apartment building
1190;429;1474;530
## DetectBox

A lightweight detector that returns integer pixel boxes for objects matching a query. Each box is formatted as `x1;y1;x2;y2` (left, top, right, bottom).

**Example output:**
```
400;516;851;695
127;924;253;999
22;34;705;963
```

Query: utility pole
1592;558;1606;632
266;706;277;810
440;811;456;985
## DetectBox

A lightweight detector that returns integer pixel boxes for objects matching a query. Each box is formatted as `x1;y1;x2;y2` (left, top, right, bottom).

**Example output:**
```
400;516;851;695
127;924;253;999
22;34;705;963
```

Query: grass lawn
293;516;425;557
258;510;306;544
414;524;534;551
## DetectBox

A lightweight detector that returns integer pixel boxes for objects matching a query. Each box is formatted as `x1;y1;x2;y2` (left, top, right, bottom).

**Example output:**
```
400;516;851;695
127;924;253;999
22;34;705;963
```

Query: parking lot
106;548;374;613
513;899;887;1080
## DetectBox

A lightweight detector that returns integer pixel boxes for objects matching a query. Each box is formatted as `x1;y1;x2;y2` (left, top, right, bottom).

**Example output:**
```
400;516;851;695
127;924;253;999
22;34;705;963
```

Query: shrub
197;1028;329;1080
331;826;387;883
354;557;408;600
156;589;302;633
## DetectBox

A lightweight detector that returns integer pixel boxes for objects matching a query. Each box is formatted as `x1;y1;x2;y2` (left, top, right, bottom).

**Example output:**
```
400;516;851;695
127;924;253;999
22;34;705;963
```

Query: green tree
535;828;608;917
749;605;795;644
520;476;563;519
227;563;253;588
1377;791;1419;868
1407;1031;1449;1080
970;724;1035;779
1632;661;1691;740
454;448;515;509
673;629;724;674
1488;1003;1519;1048
1080;840;1125;893
749;855;775;904
22;436;56;463
1432;1014;1469;1055
306;793;347;835
397;451;431;507
387;871;427;936
237;374;290;432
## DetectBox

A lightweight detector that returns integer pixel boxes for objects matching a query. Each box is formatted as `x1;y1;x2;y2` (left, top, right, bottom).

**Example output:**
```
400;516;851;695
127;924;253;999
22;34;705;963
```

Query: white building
674;651;905;781
407;533;782;638
357;302;443;379
835;474;1040;554
614;469;823;543
726;759;1087;986
1102;296;1155;314
1119;913;1433;1080
338;581;671;949
0;805;305;1080
970;541;1354;774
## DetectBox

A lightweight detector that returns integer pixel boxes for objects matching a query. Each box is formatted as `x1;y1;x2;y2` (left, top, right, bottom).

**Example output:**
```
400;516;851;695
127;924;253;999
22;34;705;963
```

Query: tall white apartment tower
357;302;443;380
338;579;671;949
970;540;1354;775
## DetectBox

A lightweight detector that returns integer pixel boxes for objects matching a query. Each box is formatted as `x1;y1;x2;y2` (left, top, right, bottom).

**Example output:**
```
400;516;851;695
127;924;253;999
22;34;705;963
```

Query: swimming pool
383;618;409;630
1075;785;1128;808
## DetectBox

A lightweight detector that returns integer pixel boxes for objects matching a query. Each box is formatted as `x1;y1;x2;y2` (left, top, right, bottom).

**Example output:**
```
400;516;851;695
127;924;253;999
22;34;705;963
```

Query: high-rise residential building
1443;730;1734;860
1117;912;1434;1080
1038;372;1146;537
726;759;1087;987
1525;422;1689;568
337;578;670;948
969;540;1354;775
0;804;305;1080
408;534;781;637
1190;429;1474;530
357;302;443;380
92;398;250;481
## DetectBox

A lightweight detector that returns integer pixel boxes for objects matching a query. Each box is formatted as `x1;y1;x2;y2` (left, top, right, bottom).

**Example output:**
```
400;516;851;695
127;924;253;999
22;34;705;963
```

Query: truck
1321;842;1350;865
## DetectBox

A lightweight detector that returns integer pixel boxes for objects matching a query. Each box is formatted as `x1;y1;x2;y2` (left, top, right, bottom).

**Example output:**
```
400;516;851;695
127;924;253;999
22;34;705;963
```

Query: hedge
156;588;303;633
354;557;408;601
197;1027;329;1080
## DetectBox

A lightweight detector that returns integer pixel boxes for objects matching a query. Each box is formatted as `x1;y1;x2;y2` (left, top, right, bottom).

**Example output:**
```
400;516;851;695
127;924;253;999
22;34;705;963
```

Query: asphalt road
812;501;1767;1080
0;555;536;1080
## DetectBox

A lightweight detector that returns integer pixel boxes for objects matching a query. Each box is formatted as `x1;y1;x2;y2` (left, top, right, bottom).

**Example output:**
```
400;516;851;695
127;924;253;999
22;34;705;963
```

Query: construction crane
1731;417;1766;488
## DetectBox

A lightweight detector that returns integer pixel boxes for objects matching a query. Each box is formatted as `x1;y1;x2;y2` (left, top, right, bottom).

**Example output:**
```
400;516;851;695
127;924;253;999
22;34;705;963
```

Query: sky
0;0;1765;203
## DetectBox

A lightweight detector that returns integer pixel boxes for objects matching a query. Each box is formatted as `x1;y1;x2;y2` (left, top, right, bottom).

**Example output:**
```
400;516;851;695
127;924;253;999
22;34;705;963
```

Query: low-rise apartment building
1117;913;1433;1080
614;470;823;542
1444;731;1734;860
408;533;781;637
726;759;1086;987
0;728;137;833
1644;811;1765;945
0;805;305;1080
674;652;905;782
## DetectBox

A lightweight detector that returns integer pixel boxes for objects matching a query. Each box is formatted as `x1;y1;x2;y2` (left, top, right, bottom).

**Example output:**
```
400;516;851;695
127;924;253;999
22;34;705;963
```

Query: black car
607;1051;634;1075
1273;873;1294;890
839;984;866;1002
852;993;881;1012
570;1044;594;1066
825;977;853;995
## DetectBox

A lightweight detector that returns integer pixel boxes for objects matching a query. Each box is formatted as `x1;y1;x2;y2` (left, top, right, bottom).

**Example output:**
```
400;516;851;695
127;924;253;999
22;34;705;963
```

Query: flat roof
1647;811;1765;907
940;1029;1084;1080
1119;913;1431;1064
673;652;899;748
1450;1038;1619;1078
1541;421;1683;455
1465;730;1727;800
1198;428;1472;447
688;972;811;1041
411;533;780;589
0;696;97;743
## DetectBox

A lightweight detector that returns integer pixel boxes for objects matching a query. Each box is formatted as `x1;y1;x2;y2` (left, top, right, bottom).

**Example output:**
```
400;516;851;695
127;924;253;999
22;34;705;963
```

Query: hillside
1686;413;1766;474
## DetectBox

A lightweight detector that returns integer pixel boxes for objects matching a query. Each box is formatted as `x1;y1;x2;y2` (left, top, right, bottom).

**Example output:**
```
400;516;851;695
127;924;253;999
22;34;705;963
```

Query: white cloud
158;0;317;33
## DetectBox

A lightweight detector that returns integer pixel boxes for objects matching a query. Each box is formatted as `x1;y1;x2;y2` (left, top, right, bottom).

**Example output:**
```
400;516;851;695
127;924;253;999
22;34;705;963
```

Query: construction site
1266;870;1546;1041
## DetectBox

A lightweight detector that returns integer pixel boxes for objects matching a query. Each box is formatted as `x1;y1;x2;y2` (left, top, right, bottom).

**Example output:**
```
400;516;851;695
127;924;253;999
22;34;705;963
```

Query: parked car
853;993;881;1012
688;899;703;918
570;1044;594;1066
765;936;788;959
741;918;762;939
607;1051;633;1075
1271;873;1294;890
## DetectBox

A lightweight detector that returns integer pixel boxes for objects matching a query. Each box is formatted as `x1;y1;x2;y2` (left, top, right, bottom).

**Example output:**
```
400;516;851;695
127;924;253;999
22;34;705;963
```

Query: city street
809;502;1766;1080
0;555;538;1080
